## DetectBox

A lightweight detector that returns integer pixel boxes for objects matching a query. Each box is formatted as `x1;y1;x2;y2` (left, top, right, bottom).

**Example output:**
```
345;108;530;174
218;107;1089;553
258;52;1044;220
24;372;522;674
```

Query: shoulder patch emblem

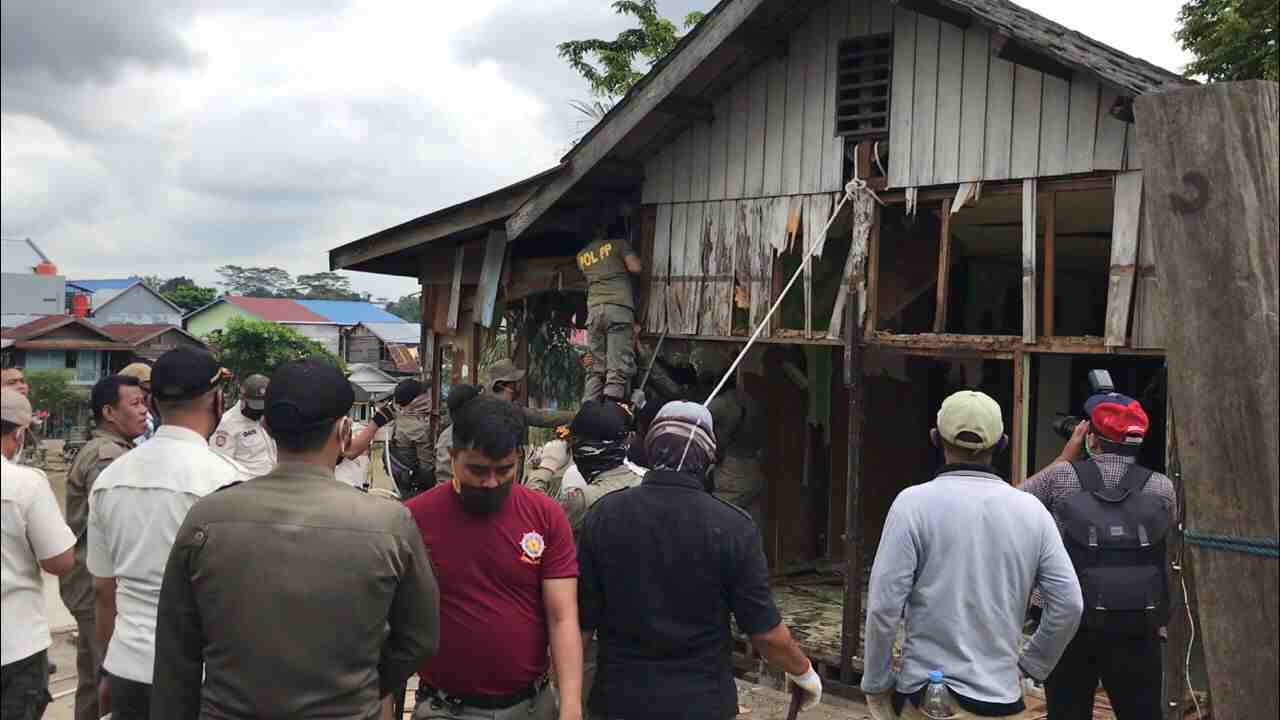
214;433;227;447
519;531;545;564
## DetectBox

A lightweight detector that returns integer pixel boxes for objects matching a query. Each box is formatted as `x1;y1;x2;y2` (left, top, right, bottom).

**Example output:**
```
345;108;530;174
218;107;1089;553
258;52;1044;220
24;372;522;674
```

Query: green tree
163;284;219;313
206;317;344;394
25;369;83;421
1177;0;1279;81
295;272;368;300
385;294;421;322
559;1;705;101
215;265;296;297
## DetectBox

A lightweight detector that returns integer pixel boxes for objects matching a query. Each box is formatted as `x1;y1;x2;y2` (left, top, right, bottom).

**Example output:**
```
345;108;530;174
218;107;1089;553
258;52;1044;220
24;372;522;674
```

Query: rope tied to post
1183;530;1280;558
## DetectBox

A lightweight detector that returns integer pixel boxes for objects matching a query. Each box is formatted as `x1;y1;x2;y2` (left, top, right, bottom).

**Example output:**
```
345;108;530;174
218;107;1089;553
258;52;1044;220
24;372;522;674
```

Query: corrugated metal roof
360;322;420;345
225;296;330;323
295;300;407;325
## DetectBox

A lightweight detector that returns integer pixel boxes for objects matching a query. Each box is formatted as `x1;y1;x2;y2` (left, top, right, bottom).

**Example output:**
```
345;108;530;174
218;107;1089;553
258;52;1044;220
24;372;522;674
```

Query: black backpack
1057;461;1171;635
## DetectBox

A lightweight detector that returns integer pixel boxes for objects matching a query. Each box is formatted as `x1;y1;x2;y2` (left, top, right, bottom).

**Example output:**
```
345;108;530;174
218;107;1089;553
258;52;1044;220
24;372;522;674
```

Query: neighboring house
1;272;66;317
346;362;400;423
100;324;208;361
345;322;420;376
0;316;132;384
71;278;184;326
185;296;411;358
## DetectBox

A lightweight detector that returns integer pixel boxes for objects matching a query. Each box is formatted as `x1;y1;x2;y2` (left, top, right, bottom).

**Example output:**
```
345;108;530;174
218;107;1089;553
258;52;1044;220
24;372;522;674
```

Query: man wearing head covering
1022;391;1176;718
577;401;822;719
434;360;575;486
118;362;156;444
1;367;43;466
862;391;1082;720
86;348;240;719
387;378;435;499
209;374;278;482
2;389;76;720
60;374;149;720
152;358;439;719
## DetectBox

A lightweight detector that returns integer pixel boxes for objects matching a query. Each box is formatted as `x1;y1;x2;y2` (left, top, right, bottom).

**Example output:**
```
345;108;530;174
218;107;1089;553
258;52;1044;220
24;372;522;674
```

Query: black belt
418;675;549;710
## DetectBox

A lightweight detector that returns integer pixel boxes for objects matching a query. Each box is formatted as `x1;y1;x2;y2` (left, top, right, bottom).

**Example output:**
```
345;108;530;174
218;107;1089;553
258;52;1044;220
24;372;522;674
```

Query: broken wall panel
646;203;674;332
700;201;734;337
1104;171;1142;346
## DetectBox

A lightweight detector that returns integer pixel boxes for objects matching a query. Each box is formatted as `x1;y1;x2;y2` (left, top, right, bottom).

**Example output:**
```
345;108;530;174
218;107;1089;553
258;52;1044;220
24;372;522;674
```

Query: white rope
1182;573;1203;720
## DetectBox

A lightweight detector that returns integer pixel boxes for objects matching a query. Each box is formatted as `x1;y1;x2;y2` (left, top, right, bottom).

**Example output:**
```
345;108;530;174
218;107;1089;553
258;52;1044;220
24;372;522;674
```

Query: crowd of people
1;336;1174;720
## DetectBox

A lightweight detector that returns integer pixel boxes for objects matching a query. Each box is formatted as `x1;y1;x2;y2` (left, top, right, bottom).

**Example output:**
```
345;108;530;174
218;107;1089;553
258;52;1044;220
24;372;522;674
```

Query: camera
1051;369;1116;439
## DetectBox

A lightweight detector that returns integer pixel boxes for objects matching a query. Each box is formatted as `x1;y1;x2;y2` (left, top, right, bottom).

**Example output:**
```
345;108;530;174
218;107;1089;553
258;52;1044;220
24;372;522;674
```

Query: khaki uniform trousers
73;612;106;720
584;304;636;402
713;455;766;529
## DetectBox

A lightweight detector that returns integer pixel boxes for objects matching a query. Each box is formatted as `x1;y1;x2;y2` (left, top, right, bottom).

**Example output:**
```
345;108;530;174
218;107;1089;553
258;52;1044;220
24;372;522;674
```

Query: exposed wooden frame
838;298;866;684
1041;190;1058;337
869;331;1165;356
475;229;507;328
1011;349;1030;484
1105;171;1143;346
1021;179;1038;343
446;245;464;332
863;203;882;340
933;198;954;332
876;173;1115;204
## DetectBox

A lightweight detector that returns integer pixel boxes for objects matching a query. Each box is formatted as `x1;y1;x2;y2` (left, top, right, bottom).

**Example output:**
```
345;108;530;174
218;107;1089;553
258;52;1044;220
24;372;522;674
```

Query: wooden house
330;0;1194;702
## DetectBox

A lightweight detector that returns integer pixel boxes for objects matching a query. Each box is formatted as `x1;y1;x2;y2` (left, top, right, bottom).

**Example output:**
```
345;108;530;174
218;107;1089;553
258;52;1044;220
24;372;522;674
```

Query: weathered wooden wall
887;10;1138;188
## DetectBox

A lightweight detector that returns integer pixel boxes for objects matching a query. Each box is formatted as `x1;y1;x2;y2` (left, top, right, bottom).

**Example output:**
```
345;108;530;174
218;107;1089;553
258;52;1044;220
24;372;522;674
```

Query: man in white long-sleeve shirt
862;391;1083;720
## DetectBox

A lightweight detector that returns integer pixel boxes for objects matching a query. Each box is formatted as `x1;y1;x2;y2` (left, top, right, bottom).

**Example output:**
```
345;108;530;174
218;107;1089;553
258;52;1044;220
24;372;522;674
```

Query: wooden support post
1010;349;1028;484
1163;405;1190;720
1021;179;1038;343
1041;191;1057;337
864;204;881;339
839;297;866;684
1105;171;1143;346
933;198;954;332
1134;81;1279;720
429;338;443;444
447;245;464;332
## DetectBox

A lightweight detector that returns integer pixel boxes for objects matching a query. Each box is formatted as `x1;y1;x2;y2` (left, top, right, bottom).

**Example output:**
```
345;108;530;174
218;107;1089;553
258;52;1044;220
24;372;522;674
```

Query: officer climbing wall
577;213;643;404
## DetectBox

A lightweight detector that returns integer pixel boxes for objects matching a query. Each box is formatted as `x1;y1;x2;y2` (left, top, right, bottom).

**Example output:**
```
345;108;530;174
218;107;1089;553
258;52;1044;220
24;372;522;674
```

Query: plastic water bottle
920;670;958;719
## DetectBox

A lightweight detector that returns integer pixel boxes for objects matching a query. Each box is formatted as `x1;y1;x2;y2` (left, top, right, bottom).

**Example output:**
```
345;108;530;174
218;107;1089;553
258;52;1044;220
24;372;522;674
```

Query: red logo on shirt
519;531;545;565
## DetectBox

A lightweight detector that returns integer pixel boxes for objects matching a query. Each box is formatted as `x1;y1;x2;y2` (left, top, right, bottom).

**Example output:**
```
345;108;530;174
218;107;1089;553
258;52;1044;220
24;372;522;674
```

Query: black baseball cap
266;358;354;432
570;399;631;440
394;379;425;406
152;348;229;402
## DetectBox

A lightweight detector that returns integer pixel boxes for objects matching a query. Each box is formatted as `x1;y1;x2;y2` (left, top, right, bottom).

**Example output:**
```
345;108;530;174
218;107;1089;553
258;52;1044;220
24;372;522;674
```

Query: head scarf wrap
644;401;718;477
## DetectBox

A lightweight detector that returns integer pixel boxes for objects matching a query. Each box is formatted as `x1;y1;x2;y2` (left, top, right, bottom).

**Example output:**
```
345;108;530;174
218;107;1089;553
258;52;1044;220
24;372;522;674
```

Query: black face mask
458;480;513;515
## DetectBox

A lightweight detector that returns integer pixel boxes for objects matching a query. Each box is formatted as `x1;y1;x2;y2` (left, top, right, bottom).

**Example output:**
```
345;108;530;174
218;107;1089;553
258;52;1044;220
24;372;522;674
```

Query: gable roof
0;315;130;350
99;323;206;348
224;296;331;323
294;300;407;325
92;281;184;315
357;322;421;345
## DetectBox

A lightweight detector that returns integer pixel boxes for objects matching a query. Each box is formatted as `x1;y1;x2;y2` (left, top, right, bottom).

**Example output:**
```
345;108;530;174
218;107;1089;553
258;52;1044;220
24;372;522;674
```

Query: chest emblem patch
519;531;546;564
214;433;227;447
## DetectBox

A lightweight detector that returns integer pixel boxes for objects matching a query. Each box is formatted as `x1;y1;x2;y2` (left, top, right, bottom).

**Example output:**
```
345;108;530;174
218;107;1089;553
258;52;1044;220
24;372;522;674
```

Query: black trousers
1;650;50;720
1045;628;1162;720
108;673;152;720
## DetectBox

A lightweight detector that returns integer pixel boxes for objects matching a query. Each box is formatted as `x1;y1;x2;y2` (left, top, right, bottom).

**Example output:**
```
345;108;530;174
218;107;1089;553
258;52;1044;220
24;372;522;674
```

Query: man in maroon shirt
407;385;582;720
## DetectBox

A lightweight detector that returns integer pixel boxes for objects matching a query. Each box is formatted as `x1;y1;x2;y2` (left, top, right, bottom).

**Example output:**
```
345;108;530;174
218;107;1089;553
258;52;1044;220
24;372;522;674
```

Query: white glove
630;388;647;409
865;691;895;720
538;439;571;473
785;663;823;712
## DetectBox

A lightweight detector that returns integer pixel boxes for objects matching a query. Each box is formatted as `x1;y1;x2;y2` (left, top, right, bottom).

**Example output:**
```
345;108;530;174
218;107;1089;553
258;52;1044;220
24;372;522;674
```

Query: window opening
835;34;893;140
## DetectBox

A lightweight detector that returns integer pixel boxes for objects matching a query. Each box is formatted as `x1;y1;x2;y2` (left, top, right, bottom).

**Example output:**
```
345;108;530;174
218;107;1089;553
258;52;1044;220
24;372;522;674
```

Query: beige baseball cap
937;390;1004;450
1;388;32;427
119;362;153;388
481;359;527;388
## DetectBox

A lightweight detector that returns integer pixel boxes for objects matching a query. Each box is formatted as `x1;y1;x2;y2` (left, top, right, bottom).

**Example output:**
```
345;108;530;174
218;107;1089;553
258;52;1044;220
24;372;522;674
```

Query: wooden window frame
835;34;893;140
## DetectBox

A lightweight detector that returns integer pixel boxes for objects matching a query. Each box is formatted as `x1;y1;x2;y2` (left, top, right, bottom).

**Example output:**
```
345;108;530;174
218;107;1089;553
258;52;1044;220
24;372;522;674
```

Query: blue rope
1184;530;1280;558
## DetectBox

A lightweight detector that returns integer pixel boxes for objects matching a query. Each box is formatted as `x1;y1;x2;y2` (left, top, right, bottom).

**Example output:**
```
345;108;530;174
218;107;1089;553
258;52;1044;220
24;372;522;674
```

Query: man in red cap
1023;392;1177;720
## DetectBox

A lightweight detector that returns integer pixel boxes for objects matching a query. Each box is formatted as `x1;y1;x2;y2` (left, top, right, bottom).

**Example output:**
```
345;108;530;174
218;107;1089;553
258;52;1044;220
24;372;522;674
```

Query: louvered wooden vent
835;34;892;139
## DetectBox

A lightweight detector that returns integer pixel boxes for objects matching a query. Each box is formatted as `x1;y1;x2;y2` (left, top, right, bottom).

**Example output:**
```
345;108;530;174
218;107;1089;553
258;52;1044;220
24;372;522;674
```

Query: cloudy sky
1;0;1192;301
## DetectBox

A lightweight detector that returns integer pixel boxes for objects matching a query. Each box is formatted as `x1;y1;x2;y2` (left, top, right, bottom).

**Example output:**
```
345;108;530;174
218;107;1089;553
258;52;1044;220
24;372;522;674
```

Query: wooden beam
869;330;1166;356
1104;171;1142;346
933;198;954;332
475;229;506;328
1042;191;1057;337
864;203;882;339
827;192;873;340
876;173;1116;205
1021;179;1038;343
446;245;464;332
1011;349;1029;484
1162;405;1190;720
506;0;773;242
838;304;866;684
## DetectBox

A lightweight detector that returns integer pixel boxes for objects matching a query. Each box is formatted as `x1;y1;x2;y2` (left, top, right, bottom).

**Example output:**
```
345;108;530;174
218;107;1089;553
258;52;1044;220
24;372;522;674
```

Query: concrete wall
91;284;182;325
1;273;65;316
185;301;248;337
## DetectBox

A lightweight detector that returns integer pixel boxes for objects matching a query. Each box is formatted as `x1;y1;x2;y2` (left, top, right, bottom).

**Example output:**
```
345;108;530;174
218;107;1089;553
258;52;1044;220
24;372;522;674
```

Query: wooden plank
762;58;788;197
1010;349;1027;484
958;26;989;181
1133;81;1279;720
804;193;835;337
727;78;751;199
446;244;464;331
672;127;693;203
505;0;776;242
1104;170;1142;346
887;9;916;188
1066;79;1100;173
709;91;731;201
983;57;1015;179
848;0;869;37
827;190;874;339
908;15;940;186
732;199;753;336
1021;179;1037;343
933;197;954;332
702;202;732;336
655;144;674;203
691;119;711;202
475;229;506;328
783;20;809;195
869;0;894;34
1037;73;1070;176
668;203;690;333
1093;87;1128;171
823;0;849;192
1010;65;1043;179
932;21;965;185
757;197;789;338
745;64;769;198
647;204;673;332
863;203;881;338
1041;191;1057;337
684;201;707;335
1130;177;1164;349
642;154;658;204
1124;120;1142;170
801;11;830;194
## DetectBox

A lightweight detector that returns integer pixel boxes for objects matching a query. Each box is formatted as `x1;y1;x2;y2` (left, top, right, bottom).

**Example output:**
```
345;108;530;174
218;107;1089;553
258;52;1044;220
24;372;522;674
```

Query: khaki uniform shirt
577;237;637;308
151;463;439;719
435;405;573;485
392;412;435;476
210;403;278;482
59;427;132;616
526;463;644;534
708;389;764;460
